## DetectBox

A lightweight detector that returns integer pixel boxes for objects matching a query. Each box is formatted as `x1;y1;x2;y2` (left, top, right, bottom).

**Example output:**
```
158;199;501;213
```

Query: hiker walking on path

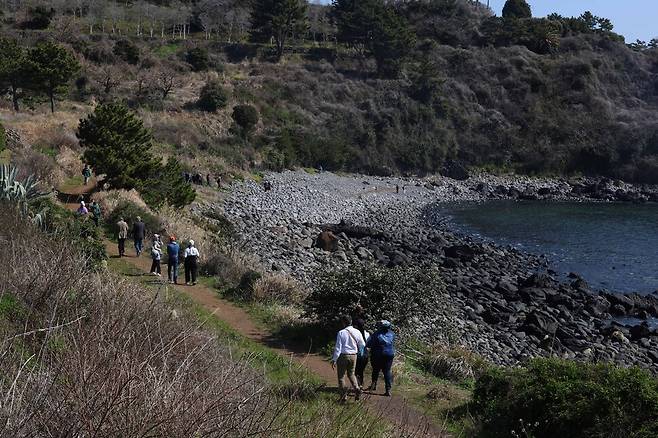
132;216;145;257
117;217;128;257
77;201;88;216
184;239;200;285
90;201;101;226
167;236;180;284
331;315;365;403
366;320;396;397
150;234;162;276
353;318;370;387
82;165;92;185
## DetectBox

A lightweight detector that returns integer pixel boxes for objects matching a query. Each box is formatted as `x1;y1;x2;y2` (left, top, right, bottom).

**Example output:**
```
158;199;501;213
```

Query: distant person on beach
150;234;162;276
184;239;200;285
132;216;145;257
167;235;180;284
82;165;92;185
396;184;399;194
216;175;222;189
117;217;128;257
366;320;395;397
90;201;101;226
353;318;370;387
206;173;211;186
331;315;365;403
77;201;88;215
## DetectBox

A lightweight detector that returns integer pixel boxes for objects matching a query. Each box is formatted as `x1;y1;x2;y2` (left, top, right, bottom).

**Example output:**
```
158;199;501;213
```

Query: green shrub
105;201;163;238
232;104;259;138
186;47;209;71
113;40;140;65
305;264;446;329
472;358;658;438
197;80;229;112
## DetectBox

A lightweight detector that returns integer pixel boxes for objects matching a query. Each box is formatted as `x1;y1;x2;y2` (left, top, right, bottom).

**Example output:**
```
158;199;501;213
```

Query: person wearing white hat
77;201;88;215
184;239;200;285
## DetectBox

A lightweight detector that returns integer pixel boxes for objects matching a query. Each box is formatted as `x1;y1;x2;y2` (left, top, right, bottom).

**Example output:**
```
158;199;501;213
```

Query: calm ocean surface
442;201;658;295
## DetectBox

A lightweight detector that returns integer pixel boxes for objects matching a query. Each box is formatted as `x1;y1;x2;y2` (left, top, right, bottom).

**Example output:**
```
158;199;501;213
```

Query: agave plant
1;164;50;225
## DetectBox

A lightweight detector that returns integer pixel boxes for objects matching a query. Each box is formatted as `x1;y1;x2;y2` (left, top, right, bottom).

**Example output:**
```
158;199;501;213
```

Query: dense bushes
113;39;140;64
197;80;229;112
232;104;259;137
186;47;209;71
472;358;658;438
305;264;448;329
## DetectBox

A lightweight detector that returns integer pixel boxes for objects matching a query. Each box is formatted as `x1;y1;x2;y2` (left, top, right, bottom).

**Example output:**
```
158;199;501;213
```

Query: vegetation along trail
57;181;448;437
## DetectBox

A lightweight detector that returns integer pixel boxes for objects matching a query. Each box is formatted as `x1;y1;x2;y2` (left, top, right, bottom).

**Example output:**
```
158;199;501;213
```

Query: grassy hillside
1;0;657;184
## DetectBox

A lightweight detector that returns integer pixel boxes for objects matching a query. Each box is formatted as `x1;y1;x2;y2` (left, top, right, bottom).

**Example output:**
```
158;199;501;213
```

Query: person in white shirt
331;315;366;402
184;239;200;285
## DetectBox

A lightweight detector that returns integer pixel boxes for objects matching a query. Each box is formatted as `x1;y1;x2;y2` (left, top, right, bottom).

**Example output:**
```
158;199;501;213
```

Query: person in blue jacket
366;320;395;396
167;235;180;284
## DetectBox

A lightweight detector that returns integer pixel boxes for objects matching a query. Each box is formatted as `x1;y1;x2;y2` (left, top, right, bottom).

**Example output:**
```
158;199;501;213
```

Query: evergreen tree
250;0;308;59
140;158;196;208
79;103;159;189
79;104;195;208
232;104;259;138
29;42;79;113
0;38;31;112
502;0;532;19
332;0;415;78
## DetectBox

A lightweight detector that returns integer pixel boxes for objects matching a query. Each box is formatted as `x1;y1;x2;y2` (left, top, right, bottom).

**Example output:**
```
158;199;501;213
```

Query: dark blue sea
442;201;658;295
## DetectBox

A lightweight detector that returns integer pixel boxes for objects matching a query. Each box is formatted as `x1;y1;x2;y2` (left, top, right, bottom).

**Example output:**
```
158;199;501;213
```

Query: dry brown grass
0;107;88;149
55;146;84;178
92;188;150;218
252;274;307;306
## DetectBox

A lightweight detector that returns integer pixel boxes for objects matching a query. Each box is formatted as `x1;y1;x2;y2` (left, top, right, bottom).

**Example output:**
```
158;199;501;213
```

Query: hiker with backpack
117;217;128;257
132;216;145;257
353;318;370;388
331;315;365;403
90;201;101;226
366;320;396;397
150;234;163;276
183;239;199;285
82;165;92;185
167;235;180;284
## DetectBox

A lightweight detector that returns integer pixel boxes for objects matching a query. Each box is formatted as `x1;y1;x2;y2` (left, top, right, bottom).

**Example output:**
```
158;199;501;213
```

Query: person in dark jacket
167;236;180;284
90;201;101;226
132;216;145;257
366;320;395;396
353;318;370;387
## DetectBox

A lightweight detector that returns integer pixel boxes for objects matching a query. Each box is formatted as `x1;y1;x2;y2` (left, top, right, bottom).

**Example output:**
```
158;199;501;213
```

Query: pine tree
29;41;80;113
0;38;31;112
250;0;308;59
79;103;159;189
502;0;532;19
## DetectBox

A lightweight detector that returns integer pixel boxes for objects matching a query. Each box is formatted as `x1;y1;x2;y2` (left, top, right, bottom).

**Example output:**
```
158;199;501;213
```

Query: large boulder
315;231;339;252
444;244;478;261
522;310;558;337
440;160;469;180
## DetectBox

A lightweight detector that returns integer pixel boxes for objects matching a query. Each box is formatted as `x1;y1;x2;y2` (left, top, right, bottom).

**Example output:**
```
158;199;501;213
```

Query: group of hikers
116;216;201;285
331;314;396;403
76;200;103;226
184;171;222;188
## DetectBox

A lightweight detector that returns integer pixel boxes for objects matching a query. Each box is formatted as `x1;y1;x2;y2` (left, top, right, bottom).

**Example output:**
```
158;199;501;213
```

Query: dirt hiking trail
58;181;449;437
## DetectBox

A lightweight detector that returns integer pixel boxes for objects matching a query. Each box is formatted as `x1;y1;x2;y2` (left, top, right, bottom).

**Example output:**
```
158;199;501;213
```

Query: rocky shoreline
205;170;658;370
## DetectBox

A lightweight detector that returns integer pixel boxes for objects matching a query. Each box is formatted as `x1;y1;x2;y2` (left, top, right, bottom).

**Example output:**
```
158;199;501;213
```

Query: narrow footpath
60;181;448;437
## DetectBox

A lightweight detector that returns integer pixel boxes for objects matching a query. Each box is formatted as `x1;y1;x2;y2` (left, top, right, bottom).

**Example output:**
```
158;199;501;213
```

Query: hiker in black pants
132;216;145;257
184;239;200;285
353;318;370;387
